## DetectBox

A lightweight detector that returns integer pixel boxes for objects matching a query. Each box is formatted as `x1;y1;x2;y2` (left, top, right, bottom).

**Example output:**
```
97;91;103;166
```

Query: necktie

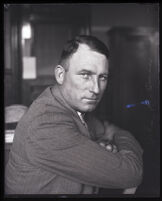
77;112;88;129
77;112;99;194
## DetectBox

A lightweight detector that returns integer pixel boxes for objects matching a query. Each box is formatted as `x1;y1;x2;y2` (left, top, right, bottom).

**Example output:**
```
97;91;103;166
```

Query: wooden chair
5;104;28;164
5;104;28;123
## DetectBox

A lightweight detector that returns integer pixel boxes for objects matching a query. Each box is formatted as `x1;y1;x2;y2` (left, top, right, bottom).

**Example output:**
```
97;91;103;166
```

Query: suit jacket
5;85;143;194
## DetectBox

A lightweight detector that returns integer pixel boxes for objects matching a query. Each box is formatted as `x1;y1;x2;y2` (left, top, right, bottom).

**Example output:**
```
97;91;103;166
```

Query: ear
54;65;65;85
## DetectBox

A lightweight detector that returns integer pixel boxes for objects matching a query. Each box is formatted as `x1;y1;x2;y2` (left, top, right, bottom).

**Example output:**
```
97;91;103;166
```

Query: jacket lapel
51;85;92;139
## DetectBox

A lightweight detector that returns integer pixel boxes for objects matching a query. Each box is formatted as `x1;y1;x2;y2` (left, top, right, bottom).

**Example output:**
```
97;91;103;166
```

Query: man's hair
58;35;110;70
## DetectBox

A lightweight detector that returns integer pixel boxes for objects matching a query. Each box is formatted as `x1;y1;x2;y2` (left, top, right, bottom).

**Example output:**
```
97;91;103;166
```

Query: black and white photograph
3;3;160;198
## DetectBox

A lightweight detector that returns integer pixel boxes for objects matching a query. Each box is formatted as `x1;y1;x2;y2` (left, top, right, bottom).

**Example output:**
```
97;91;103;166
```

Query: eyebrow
78;69;94;74
78;69;108;76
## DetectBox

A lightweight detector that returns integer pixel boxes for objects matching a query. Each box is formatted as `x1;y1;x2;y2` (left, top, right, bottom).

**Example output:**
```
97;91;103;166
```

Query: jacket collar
51;85;93;137
51;84;81;120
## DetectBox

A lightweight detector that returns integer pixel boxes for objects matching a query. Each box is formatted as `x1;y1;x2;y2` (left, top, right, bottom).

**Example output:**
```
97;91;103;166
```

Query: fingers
99;142;106;147
99;142;118;153
105;144;113;152
106;144;118;153
112;144;118;153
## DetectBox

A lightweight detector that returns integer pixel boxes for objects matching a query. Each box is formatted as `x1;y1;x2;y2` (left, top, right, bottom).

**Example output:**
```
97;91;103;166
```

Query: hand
102;121;120;142
99;141;118;153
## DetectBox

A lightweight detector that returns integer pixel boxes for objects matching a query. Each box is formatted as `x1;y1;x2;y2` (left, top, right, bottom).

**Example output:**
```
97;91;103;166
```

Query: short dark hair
58;35;109;70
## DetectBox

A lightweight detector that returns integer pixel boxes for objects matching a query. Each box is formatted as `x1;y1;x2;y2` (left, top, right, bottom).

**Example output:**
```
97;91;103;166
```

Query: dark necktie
78;112;99;194
78;113;88;129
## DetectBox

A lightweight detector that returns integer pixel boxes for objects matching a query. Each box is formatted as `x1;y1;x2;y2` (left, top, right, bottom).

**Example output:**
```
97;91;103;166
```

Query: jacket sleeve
87;114;143;160
26;112;143;189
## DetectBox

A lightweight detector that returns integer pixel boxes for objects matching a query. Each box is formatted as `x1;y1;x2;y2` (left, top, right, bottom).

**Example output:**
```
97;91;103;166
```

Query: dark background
4;3;160;197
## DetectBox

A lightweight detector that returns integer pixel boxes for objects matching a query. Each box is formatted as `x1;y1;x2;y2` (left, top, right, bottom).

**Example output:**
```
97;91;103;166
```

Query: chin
80;105;97;113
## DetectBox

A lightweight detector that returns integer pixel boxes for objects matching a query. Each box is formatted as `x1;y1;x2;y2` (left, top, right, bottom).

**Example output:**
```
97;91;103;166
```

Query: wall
91;3;159;44
90;4;160;196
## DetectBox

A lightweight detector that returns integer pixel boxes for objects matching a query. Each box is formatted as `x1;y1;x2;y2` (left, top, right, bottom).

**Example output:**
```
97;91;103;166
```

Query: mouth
84;98;99;103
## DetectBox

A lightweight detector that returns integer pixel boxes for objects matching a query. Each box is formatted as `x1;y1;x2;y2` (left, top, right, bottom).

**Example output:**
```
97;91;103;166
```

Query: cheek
100;82;107;93
66;78;85;98
100;80;107;88
72;77;88;91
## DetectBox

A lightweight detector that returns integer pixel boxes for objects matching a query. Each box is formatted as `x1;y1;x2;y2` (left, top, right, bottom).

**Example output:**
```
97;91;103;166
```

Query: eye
81;73;90;79
100;75;108;81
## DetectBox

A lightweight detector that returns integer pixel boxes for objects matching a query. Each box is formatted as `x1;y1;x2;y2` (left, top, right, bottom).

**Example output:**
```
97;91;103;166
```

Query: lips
86;98;98;101
84;98;99;102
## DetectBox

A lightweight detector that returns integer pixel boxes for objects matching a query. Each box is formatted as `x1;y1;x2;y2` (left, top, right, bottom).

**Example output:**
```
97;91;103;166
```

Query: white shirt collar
77;111;85;122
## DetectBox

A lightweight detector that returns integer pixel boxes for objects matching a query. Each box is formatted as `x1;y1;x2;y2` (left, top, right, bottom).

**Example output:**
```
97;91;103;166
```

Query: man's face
61;44;109;113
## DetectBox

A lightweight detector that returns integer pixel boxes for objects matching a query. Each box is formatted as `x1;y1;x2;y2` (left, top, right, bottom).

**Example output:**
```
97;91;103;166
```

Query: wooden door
104;27;160;195
4;5;23;106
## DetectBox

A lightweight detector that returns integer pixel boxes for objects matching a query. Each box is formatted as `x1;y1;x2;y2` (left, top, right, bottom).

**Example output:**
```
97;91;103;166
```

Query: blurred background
4;3;159;197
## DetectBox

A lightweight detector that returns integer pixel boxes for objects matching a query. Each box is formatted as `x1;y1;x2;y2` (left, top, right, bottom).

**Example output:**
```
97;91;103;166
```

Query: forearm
29;114;143;189
96;120;143;162
79;140;143;189
28;132;143;189
114;129;143;160
96;124;143;190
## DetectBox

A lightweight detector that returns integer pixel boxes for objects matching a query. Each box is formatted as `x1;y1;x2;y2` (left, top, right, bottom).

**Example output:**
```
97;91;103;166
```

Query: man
5;35;143;195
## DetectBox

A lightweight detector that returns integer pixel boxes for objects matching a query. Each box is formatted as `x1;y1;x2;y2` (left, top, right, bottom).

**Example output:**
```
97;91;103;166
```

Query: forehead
69;44;108;71
74;43;106;59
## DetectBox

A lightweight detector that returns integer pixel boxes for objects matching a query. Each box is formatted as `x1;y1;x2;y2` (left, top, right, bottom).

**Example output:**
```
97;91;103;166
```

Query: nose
90;77;100;95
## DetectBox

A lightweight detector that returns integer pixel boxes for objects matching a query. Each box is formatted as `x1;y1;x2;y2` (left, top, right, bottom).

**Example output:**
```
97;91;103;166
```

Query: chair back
5;104;28;123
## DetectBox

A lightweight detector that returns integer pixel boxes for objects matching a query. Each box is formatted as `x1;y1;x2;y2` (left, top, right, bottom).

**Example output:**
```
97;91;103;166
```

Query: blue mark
126;104;136;108
126;100;150;108
140;100;150;105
